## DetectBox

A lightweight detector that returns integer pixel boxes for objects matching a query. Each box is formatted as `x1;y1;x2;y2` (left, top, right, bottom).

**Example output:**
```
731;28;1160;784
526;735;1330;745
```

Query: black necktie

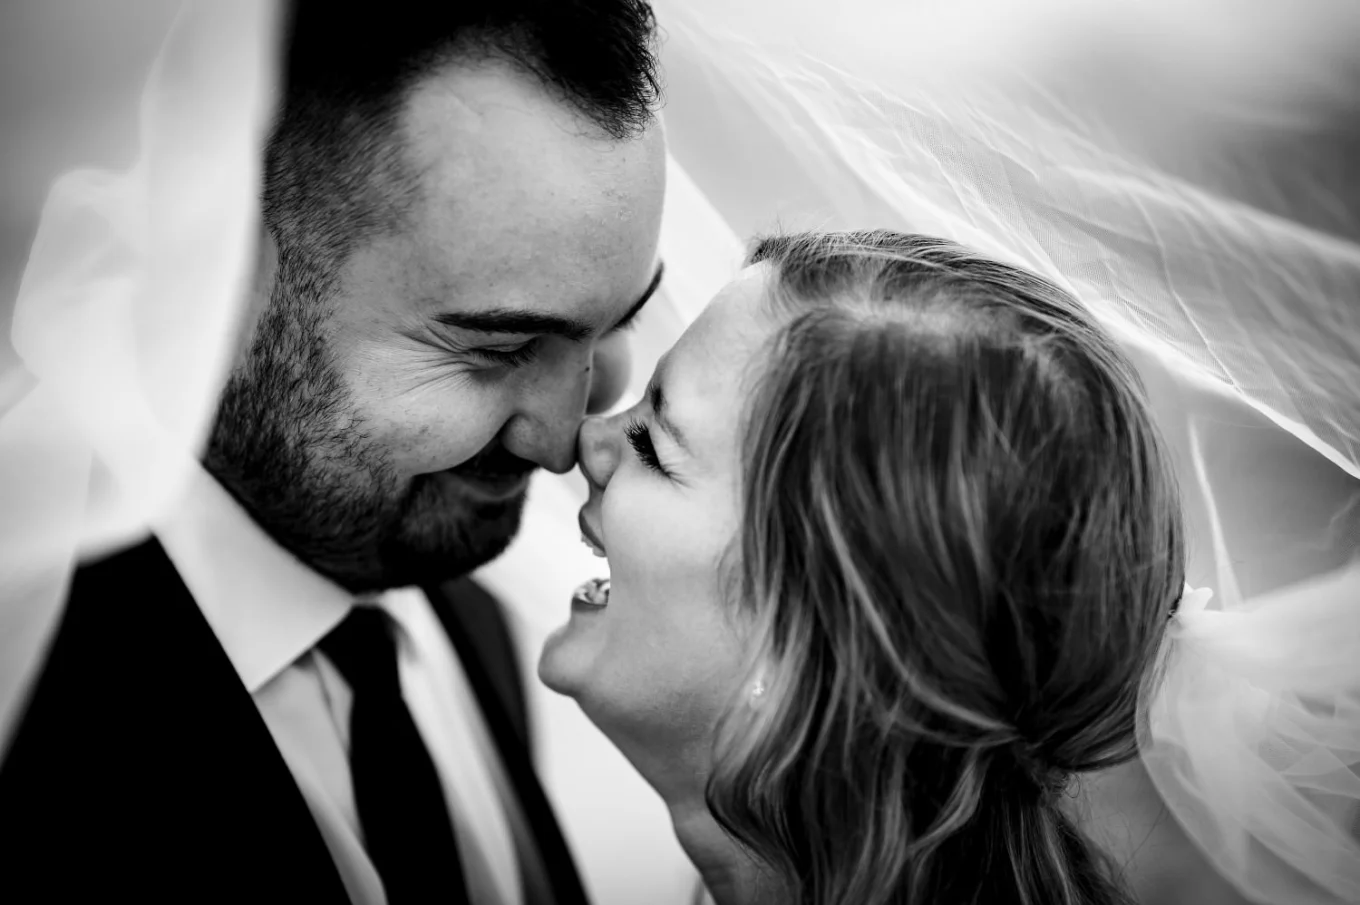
319;605;467;904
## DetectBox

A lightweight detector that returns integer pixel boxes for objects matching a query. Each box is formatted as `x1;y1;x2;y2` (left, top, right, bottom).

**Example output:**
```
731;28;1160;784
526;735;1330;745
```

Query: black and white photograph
1;2;1358;903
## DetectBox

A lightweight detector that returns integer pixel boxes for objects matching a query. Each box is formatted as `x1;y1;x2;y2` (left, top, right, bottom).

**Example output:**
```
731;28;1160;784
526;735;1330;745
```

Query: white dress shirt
153;466;543;905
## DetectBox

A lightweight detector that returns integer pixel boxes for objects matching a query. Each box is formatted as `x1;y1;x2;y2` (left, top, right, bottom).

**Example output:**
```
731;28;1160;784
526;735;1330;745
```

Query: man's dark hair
263;0;661;293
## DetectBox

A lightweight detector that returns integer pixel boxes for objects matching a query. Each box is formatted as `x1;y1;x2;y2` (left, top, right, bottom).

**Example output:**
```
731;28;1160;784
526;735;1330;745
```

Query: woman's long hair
708;231;1185;905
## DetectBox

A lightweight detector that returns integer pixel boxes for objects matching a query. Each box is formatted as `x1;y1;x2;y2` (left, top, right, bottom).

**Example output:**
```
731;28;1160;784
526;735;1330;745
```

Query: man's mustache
450;443;538;480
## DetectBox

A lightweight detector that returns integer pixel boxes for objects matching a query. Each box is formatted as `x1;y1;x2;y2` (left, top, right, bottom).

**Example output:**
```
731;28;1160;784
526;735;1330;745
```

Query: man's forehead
402;59;644;199
377;59;666;331
399;67;663;274
404;219;659;313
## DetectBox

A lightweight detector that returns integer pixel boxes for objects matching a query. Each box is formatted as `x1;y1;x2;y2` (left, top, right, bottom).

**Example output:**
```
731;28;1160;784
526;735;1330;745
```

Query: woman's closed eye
625;419;669;476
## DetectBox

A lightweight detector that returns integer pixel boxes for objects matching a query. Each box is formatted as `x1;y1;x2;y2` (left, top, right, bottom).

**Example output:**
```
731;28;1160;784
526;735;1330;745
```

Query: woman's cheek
608;490;702;577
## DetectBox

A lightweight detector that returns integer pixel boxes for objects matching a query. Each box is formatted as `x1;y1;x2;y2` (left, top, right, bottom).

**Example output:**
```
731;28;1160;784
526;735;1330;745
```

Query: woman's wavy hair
708;231;1185;905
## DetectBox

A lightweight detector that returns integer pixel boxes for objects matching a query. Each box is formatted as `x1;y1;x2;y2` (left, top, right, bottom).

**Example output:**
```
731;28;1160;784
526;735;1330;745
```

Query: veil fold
0;0;277;753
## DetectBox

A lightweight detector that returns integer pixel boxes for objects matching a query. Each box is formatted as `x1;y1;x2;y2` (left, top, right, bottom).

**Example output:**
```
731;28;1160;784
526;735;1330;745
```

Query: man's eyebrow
431;309;592;342
648;375;689;453
609;262;665;332
429;262;664;342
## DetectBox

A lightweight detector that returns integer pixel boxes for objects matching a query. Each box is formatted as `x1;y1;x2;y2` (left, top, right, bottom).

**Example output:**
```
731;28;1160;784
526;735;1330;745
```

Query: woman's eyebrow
648;375;689;453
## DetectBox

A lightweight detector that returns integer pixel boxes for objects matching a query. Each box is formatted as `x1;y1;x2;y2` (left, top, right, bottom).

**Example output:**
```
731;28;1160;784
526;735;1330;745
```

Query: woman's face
538;265;775;793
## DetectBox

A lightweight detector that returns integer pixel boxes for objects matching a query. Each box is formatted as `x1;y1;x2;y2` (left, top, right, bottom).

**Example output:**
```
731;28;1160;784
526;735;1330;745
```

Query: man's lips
442;469;532;502
577;509;607;558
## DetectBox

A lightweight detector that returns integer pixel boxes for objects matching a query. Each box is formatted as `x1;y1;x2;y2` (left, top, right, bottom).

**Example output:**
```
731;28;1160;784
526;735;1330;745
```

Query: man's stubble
204;251;526;592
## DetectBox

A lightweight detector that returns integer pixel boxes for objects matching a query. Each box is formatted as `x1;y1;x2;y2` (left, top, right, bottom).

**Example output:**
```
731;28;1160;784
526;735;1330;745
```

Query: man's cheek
391;399;505;474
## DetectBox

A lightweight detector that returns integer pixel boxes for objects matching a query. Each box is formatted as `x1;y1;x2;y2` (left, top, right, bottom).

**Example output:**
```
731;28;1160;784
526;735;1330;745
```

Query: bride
539;229;1188;905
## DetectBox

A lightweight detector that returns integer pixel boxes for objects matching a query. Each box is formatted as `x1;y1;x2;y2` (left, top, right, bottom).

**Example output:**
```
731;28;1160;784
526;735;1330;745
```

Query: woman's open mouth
574;508;609;608
571;577;610;610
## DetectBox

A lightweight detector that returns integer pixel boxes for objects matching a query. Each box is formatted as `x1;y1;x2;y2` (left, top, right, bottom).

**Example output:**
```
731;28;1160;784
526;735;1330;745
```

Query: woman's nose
576;414;620;493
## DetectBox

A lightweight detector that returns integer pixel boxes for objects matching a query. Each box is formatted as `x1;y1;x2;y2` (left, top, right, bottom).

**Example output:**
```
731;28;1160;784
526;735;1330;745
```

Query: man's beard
205;266;533;592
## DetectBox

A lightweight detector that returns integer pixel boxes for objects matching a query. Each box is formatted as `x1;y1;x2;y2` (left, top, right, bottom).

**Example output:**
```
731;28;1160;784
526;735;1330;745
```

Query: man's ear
586;330;633;415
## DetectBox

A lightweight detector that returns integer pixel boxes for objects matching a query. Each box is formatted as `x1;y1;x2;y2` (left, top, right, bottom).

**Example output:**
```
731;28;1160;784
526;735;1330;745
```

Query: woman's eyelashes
624;418;669;476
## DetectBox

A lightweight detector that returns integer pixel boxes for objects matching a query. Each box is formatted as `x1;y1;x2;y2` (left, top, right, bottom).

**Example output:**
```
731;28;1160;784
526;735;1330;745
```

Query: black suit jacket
0;537;588;905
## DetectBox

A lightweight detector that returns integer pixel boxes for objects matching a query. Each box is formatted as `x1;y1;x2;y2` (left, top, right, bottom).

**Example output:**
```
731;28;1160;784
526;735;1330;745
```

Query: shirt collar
153;463;353;692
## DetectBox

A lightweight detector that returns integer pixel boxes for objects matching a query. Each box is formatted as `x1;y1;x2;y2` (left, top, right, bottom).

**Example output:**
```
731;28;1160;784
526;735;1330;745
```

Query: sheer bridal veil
0;0;278;757
643;3;1360;902
3;2;1358;903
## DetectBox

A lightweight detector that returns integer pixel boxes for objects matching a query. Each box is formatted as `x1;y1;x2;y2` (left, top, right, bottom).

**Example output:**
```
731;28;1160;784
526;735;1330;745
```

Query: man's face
209;61;666;591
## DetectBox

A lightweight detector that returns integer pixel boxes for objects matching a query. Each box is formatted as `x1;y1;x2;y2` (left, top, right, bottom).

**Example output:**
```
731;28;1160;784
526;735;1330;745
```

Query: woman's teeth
581;533;607;559
572;577;610;609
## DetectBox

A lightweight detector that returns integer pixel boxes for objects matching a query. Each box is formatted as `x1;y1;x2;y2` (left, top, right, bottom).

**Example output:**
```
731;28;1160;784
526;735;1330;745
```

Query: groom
0;3;665;904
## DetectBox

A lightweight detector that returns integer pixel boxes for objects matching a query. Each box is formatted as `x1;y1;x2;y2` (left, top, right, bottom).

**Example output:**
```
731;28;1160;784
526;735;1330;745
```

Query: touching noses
503;340;632;475
576;414;621;494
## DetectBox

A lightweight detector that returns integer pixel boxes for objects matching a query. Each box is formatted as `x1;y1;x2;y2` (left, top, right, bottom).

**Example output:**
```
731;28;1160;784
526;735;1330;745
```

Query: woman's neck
668;796;791;905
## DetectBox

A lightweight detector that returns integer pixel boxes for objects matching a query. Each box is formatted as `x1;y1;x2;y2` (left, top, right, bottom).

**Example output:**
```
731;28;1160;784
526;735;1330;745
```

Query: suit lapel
428;581;591;905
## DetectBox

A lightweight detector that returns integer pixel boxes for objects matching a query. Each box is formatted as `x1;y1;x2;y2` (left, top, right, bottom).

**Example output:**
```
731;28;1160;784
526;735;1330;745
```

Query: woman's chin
537;616;600;697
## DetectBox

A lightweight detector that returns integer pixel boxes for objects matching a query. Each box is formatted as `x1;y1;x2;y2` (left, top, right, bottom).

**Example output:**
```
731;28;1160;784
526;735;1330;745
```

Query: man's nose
586;331;632;415
501;356;592;474
576;413;620;493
